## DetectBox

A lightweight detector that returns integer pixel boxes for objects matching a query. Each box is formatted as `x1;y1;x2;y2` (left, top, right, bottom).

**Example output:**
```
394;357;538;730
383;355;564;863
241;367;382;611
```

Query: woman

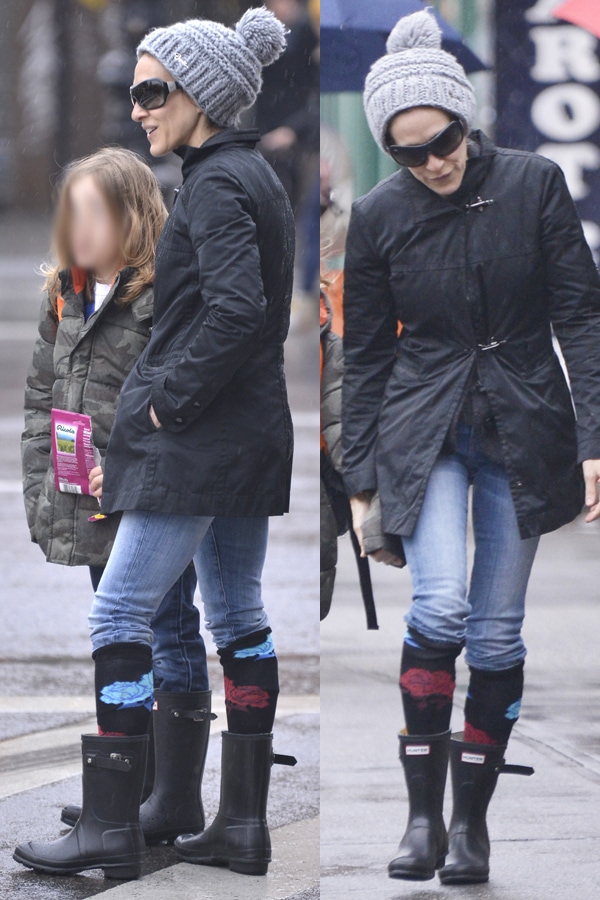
15;7;295;881
342;10;600;887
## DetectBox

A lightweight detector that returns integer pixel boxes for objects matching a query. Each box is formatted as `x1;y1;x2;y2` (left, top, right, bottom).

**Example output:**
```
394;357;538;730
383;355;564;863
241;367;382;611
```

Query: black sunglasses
129;78;183;110
387;119;466;168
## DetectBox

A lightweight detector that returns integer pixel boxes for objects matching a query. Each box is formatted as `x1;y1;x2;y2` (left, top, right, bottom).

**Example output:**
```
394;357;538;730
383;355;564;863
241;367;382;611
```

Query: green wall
320;93;396;200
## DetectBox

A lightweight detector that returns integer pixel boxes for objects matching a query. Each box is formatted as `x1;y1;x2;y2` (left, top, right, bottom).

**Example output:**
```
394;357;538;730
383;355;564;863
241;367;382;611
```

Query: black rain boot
60;692;212;842
174;731;296;876
138;690;214;844
388;730;450;881
14;734;148;879
61;714;155;829
439;732;534;885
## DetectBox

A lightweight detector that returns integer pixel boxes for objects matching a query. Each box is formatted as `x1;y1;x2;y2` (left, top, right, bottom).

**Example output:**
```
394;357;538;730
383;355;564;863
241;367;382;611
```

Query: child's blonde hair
44;147;167;306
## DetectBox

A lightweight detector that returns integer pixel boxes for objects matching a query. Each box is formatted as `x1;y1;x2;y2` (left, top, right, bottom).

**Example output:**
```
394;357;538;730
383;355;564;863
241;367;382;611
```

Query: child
21;148;212;844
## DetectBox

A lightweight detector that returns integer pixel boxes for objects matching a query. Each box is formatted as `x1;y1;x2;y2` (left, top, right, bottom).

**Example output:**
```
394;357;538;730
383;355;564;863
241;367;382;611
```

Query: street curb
100;816;320;900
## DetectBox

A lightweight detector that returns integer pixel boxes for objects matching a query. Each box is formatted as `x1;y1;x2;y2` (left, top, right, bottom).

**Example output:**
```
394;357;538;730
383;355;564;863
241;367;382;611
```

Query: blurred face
131;54;206;156
388;107;468;197
67;176;122;279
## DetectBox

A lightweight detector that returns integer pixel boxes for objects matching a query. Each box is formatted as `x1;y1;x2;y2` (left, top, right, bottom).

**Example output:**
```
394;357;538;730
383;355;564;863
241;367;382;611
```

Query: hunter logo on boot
406;744;431;756
461;752;485;765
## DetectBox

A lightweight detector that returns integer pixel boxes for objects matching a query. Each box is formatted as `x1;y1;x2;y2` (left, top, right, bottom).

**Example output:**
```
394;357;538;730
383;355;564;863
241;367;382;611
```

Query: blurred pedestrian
320;122;352;260
256;0;319;294
256;0;319;210
343;9;600;887
320;121;353;334
15;6;296;882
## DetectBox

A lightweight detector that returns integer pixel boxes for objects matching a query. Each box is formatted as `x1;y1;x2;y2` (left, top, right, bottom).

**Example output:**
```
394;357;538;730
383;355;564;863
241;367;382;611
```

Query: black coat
342;133;600;539
102;130;295;518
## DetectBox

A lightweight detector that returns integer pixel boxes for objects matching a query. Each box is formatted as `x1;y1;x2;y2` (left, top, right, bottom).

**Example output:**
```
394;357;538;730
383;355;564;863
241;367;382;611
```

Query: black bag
320;451;379;630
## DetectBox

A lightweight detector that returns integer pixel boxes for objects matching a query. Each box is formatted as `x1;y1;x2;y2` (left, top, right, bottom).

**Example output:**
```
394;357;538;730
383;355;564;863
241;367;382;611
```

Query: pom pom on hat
363;8;476;153
386;9;442;54
236;6;287;66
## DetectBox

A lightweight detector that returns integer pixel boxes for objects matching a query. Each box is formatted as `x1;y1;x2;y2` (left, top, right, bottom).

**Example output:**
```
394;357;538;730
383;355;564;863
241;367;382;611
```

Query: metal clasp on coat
477;338;506;352
465;197;495;212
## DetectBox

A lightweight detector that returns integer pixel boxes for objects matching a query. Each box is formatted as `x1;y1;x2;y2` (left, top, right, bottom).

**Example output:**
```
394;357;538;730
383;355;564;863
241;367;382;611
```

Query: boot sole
388;855;445;882
13;848;142;880
176;851;269;876
439;868;489;885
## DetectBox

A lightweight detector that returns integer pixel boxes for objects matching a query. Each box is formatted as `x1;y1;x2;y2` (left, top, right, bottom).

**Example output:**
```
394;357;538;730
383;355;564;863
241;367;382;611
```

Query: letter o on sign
531;83;600;141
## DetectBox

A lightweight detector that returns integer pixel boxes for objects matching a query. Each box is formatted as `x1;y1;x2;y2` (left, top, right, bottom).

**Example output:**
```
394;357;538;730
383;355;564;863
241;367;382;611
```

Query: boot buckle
272;753;297;767
84;752;133;772
499;763;534;776
171;707;217;722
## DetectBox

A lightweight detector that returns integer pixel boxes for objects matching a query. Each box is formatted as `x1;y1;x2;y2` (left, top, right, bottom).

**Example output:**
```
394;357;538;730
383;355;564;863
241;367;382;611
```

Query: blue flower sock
93;642;154;736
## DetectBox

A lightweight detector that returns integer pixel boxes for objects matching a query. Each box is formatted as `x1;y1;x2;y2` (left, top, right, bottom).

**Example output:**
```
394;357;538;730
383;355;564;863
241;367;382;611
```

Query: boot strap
272;753;297;767
84;751;133;772
171;708;217;723
499;763;534;776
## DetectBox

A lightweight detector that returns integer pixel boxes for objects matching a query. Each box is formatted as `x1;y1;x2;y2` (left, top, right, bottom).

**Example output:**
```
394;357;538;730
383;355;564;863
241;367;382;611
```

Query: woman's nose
131;102;145;123
425;154;447;173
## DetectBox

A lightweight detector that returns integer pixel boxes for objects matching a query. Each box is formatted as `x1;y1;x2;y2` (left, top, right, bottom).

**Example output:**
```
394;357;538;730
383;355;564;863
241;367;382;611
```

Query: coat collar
175;128;261;181
58;266;135;304
396;130;497;224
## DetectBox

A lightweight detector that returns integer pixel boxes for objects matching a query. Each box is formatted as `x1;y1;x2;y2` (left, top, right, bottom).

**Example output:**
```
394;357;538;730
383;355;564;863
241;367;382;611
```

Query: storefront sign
496;0;600;258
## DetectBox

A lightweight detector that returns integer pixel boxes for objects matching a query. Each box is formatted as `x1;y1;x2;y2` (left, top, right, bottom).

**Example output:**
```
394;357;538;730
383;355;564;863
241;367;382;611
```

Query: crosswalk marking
0;695;318;799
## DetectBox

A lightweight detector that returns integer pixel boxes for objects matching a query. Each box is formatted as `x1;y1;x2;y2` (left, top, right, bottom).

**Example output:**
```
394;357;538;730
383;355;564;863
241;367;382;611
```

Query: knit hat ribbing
363;9;476;153
137;7;286;128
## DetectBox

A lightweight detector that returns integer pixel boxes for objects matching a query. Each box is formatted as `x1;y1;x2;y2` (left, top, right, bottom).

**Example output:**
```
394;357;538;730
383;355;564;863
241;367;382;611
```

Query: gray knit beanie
363;9;476;153
137;7;286;128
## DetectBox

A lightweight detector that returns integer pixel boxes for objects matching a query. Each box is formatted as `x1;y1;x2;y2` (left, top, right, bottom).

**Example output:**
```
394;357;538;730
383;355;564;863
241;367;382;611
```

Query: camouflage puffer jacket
22;267;153;566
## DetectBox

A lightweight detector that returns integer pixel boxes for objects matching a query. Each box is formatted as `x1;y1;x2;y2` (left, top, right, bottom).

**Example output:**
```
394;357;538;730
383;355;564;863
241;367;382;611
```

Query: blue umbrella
321;0;488;93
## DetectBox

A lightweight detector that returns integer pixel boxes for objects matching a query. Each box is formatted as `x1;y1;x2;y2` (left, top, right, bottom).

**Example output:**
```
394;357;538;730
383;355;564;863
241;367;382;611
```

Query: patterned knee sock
464;662;524;745
400;634;459;735
93;642;154;736
219;630;279;734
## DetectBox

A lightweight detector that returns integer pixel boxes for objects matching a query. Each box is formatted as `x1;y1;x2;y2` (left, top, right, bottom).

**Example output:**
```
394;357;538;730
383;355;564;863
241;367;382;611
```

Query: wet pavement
321;515;600;899
0;212;319;898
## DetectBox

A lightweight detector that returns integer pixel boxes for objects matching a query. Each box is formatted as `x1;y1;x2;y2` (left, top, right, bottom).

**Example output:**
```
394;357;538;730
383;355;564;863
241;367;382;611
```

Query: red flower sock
400;635;461;735
219;629;279;734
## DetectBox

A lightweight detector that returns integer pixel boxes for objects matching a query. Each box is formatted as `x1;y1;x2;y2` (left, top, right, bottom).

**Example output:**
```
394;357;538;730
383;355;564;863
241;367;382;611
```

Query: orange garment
320;291;328;451
323;267;402;337
324;269;344;336
56;267;88;323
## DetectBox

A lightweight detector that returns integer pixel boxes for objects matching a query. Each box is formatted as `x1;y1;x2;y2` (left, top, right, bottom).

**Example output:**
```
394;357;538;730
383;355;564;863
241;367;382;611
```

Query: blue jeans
402;425;540;671
89;562;207;692
89;513;270;656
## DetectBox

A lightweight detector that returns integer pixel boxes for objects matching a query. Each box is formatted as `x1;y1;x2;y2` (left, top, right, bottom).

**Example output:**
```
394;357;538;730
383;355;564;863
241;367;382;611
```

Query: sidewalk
321;519;600;900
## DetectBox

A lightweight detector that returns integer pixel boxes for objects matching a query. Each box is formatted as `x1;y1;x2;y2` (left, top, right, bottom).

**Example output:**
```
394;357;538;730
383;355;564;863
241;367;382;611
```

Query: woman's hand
150;405;162;430
89;465;103;500
583;459;600;522
371;548;404;566
349;492;374;557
